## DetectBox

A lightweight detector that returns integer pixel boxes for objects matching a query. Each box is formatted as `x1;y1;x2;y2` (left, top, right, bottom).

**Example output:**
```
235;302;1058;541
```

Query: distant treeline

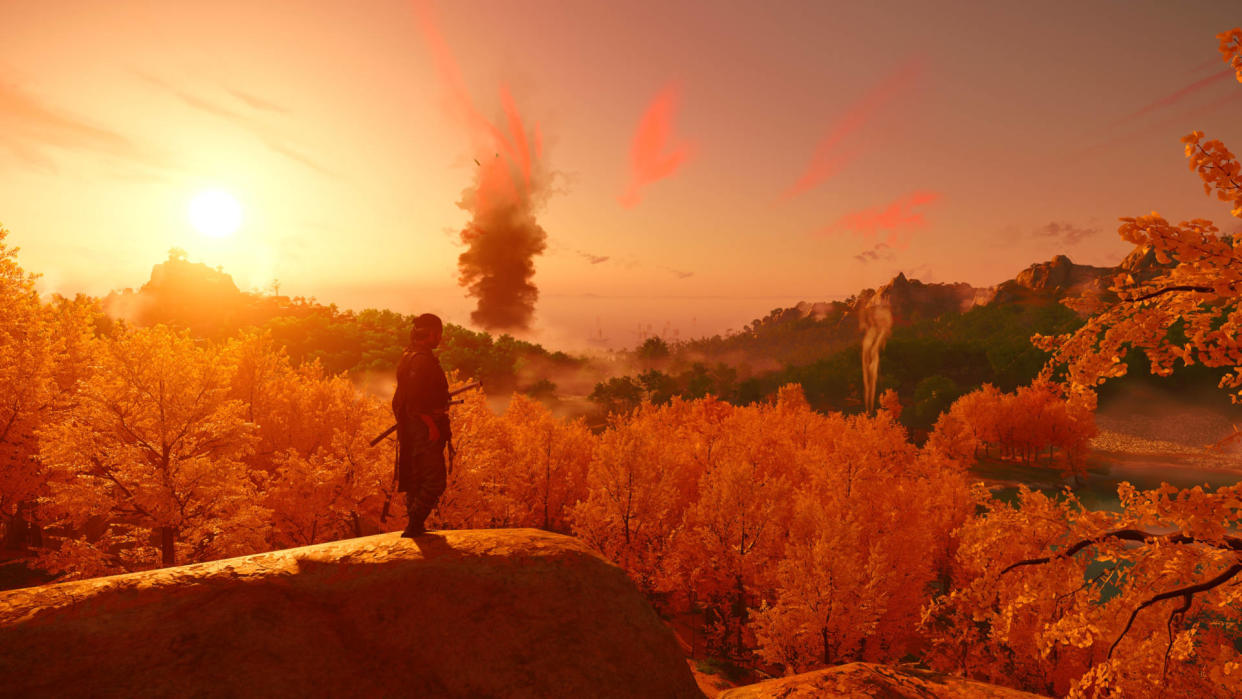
593;302;1085;434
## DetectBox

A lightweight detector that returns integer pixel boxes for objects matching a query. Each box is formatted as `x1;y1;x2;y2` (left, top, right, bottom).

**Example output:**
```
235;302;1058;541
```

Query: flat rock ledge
0;528;702;699
720;662;1048;698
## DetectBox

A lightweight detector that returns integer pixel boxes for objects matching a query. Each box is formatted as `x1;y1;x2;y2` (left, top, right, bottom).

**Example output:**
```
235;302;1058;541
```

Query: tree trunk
160;526;176;567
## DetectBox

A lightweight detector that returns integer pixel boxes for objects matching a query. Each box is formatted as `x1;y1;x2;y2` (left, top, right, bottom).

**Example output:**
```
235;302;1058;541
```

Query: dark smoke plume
414;1;551;332
456;132;549;330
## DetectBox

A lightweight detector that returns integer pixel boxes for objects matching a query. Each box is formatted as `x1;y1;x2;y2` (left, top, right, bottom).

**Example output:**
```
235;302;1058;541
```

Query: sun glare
188;190;243;238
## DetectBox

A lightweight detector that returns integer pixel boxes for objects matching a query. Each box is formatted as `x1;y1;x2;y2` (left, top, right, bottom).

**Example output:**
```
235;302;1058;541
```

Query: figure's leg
407;444;447;534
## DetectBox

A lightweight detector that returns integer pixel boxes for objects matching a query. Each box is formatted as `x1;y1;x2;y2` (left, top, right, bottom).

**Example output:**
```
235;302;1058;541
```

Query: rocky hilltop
0;529;701;698
846;244;1172;326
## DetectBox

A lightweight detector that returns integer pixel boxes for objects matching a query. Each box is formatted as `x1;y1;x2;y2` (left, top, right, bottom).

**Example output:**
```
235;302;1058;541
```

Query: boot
400;522;425;538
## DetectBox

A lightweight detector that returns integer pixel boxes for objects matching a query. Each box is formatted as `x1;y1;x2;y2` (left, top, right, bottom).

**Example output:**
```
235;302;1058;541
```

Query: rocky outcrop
989;254;1115;307
719;663;1047;698
0;529;702;699
851;273;984;326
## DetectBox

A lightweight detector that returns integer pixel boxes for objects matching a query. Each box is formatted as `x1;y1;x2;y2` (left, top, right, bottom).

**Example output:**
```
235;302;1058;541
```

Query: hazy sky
2;1;1240;348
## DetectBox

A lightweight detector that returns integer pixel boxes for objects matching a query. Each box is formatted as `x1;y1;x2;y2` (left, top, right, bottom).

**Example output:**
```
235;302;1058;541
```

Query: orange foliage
37;326;265;576
752;406;971;674
1037;27;1242;405
934;381;1096;478
923;483;1242;697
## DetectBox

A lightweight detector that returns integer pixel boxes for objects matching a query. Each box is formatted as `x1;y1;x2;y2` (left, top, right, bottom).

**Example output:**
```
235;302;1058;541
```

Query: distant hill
590;244;1206;430
98;249;586;395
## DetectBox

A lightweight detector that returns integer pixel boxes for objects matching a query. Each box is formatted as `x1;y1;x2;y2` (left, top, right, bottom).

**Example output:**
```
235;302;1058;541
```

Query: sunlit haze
2;0;1239;347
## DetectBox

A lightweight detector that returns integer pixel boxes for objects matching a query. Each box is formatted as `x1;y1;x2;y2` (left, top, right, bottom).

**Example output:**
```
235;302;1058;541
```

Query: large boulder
0;529;702;698
719;663;1047;698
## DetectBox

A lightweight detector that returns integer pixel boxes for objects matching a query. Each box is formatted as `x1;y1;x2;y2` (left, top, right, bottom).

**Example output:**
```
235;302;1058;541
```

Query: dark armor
393;346;450;535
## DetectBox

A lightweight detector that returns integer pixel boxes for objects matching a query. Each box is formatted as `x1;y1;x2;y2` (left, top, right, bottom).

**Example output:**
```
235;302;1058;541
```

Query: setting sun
188;190;242;238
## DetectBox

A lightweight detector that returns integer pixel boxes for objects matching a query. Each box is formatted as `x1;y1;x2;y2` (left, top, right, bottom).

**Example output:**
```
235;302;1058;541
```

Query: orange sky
2;1;1240;348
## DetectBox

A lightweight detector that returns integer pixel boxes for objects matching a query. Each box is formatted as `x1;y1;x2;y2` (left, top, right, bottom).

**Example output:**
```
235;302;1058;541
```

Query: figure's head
410;313;443;349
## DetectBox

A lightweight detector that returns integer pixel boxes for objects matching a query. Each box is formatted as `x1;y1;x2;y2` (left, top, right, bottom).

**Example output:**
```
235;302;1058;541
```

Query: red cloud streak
620;84;690;208
784;60;921;199
820;190;941;249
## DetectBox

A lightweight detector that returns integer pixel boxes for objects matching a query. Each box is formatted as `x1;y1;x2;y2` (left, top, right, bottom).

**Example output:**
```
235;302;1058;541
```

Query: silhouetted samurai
393;313;450;538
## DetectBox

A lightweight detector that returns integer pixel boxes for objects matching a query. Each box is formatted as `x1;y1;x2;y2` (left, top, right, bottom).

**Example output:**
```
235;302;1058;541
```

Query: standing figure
393;313;451;538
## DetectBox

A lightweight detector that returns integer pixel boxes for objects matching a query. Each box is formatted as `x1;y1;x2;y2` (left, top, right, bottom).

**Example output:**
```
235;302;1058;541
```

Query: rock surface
0;529;702;699
719;663;1047;698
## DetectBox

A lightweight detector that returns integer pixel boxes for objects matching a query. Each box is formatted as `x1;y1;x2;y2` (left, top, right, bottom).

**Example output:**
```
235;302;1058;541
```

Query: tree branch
1000;529;1242;575
1107;562;1242;659
1126;285;1215;303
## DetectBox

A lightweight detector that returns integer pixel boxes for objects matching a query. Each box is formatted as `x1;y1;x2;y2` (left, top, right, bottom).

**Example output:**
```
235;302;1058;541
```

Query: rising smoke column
859;295;893;414
414;1;550;331
455;89;549;331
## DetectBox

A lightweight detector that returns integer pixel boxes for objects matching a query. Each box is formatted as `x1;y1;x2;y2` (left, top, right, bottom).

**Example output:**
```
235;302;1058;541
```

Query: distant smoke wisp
860;296;893;415
620;83;691;207
414;1;551;331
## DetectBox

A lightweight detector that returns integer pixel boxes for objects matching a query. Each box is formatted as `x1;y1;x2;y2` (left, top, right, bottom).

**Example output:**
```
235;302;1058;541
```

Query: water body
975;451;1242;513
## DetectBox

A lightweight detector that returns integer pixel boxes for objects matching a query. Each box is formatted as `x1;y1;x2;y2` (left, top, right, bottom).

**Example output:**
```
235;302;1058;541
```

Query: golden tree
37;326;265;576
0;229;97;551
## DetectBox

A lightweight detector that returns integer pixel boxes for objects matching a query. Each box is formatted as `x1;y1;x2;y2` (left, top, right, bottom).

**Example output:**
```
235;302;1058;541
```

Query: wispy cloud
620;83;691;208
223;86;288;114
783;59;921;199
853;242;896;264
134;71;335;177
1032;221;1101;246
818;190;941;248
0;80;167;172
576;250;611;265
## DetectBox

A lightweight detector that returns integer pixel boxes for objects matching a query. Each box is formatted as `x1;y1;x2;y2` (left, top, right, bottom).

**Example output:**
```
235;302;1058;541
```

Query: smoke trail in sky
784;60;921;198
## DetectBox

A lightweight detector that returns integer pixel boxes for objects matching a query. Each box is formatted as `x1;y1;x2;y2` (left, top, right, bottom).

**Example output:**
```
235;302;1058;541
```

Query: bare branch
1126;286;1216;303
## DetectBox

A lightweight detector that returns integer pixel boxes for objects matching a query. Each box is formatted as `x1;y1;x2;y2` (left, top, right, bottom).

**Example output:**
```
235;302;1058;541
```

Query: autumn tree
923;483;1242;697
0;228;97;551
752;406;972;674
922;30;1242;696
1036;28;1242;407
37;326;266;577
493;394;592;531
570;398;717;592
662;396;799;656
223;330;398;545
932;381;1095;478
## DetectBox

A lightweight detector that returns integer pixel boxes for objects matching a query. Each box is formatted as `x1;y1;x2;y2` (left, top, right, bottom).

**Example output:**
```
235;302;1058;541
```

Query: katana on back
370;380;482;446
